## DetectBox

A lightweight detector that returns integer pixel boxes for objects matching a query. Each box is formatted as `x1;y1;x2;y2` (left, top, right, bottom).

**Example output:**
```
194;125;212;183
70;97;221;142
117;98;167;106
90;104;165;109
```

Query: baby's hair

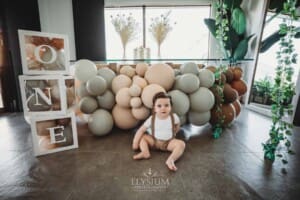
152;92;173;106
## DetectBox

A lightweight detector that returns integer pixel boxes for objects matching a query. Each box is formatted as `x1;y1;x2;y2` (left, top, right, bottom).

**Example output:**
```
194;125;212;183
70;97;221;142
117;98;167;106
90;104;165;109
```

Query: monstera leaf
233;34;255;60
204;18;217;38
231;8;246;35
260;27;300;53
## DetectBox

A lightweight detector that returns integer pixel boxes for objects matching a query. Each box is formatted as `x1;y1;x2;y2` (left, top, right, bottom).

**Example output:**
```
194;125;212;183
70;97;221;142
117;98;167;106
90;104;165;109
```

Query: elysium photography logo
131;168;170;192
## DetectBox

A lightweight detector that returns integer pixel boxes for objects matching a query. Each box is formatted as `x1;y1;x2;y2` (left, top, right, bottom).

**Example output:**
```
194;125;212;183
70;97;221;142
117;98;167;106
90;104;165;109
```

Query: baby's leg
166;139;186;171
133;134;155;160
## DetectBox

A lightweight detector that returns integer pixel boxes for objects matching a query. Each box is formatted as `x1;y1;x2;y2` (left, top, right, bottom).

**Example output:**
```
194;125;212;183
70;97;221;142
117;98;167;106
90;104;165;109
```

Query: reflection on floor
0;108;300;200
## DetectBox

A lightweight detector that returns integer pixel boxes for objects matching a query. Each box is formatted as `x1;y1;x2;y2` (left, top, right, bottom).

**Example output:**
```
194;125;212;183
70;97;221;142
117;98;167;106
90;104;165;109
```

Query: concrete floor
0;108;300;200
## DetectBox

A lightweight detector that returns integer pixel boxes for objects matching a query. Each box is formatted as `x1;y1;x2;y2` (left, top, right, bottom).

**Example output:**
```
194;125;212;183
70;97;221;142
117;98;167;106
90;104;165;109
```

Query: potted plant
252;76;274;105
204;0;255;64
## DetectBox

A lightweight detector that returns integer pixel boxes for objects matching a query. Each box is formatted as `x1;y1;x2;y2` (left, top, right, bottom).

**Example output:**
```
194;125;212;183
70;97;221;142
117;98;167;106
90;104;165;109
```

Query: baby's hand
132;141;139;150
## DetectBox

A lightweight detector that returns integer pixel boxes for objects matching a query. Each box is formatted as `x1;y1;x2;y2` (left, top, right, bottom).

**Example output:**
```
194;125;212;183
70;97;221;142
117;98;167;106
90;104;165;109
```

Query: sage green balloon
198;69;215;88
189;87;215;112
88;109;113;136
96;90;115;110
168;90;190;116
180;62;199;75
178;74;200;94
77;83;89;98
97;68;116;89
188;111;211;126
79;96;98;114
86;76;107;96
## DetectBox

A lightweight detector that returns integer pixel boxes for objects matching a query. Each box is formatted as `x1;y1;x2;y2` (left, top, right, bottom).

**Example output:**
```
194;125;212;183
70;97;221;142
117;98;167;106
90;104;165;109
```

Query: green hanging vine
263;0;298;163
212;0;229;139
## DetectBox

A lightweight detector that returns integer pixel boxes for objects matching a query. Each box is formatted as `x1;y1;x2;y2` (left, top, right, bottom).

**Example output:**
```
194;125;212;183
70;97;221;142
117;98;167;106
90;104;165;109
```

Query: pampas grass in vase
148;11;175;58
111;13;139;59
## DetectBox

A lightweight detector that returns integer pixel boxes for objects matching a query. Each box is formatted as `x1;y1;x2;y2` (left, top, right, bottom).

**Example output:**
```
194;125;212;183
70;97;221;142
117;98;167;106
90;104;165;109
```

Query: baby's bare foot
166;159;177;171
133;152;150;160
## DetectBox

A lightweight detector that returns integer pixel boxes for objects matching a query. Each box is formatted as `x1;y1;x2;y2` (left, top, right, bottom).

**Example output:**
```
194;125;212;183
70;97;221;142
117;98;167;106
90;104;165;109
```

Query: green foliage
233;34;255;60
253;76;274;97
224;0;243;10
204;0;254;64
260;27;300;53
211;0;229;139
263;0;298;164
231;7;246;35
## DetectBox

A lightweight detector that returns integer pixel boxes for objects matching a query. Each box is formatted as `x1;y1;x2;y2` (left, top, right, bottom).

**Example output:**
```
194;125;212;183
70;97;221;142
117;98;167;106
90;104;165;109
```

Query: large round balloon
141;84;165;108
74;59;97;82
86;76;107;96
88;109;113;136
210;103;235;127
231;79;247;96
190;87;215;112
116;87;131;108
112;105;139;129
97;68;116;89
168;90;190;116
178;74;200;94
132;76;148;89
96;90;115;110
79;96;98;114
111;74;132;94
145;63;175;90
188;111;211;126
120;65;136;78
135;63;148;77
198;69;215;88
132;106;150;120
180;62;199;75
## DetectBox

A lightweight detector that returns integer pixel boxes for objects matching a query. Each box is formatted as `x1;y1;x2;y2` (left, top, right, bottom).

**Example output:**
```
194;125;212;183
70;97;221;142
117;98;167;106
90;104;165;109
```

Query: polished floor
0;108;300;200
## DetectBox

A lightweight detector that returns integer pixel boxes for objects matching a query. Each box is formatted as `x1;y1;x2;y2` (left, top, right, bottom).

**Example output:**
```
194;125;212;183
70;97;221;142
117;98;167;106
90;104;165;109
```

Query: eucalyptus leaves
263;0;298;163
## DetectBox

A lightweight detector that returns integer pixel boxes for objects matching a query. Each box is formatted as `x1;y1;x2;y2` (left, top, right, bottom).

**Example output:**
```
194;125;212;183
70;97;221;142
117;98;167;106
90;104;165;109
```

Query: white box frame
19;75;67;116
30;112;78;156
18;30;70;75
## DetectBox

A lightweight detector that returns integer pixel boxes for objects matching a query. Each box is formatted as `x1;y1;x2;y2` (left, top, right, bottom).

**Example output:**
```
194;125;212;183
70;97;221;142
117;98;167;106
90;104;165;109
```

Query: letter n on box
19;75;68;116
30;112;78;156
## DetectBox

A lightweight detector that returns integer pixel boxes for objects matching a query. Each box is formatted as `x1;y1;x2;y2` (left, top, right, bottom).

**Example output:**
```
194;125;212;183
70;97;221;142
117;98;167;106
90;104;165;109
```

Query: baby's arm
132;125;147;150
174;123;180;134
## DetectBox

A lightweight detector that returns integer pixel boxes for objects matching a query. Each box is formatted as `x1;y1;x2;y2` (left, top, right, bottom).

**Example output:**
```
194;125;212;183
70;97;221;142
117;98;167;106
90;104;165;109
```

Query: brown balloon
223;83;238;103
210;103;235;127
232;100;242;118
231;79;247;96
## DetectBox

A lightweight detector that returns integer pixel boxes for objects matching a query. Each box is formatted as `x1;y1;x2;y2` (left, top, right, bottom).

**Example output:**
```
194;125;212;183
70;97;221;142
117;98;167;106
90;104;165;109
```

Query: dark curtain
72;0;106;61
0;0;40;112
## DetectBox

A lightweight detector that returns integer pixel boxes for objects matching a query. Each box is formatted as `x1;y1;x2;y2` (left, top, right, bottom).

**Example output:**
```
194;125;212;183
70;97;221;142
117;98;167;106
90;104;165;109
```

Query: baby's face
154;98;171;119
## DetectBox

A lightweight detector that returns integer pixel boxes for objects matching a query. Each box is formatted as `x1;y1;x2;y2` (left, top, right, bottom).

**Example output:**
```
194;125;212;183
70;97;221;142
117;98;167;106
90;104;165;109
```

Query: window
104;6;210;59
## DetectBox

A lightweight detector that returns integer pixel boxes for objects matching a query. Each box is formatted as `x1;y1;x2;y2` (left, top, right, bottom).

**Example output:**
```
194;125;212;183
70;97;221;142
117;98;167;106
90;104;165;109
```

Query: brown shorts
151;137;171;151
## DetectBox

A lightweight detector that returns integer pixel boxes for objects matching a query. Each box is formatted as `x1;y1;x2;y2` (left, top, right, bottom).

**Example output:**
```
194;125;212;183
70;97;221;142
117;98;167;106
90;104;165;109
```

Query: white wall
38;0;76;60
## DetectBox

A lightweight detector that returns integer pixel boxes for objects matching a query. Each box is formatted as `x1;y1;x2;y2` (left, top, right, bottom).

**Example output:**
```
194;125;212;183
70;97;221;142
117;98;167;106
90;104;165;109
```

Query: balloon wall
74;60;247;136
